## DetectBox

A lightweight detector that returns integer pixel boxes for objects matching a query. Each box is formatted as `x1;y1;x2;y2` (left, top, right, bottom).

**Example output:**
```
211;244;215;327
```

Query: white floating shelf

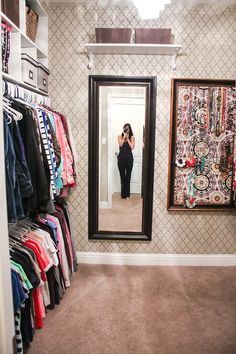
85;43;182;70
85;43;182;55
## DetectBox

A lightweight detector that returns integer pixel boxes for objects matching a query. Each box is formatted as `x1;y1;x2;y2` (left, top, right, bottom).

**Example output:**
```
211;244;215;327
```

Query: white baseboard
99;201;112;209
76;252;236;266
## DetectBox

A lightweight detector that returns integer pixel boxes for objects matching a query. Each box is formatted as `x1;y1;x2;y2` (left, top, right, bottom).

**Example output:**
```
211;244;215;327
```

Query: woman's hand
118;134;135;148
118;134;125;146
127;136;135;149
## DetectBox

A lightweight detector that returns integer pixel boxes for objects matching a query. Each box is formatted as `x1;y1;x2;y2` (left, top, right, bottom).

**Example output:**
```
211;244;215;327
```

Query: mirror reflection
98;86;146;232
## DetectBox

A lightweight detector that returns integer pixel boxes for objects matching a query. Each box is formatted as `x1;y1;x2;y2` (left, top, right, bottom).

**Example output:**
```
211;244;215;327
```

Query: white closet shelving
1;0;48;94
85;43;182;70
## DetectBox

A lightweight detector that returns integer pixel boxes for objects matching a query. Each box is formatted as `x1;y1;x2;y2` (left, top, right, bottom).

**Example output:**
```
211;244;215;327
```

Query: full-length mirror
89;76;156;240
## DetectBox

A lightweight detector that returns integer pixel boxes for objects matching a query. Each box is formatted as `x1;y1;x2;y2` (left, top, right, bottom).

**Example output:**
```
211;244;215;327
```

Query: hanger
9;236;22;247
16;224;30;233
10;95;32;108
3;79;50;110
16;86;30;104
2;81;8;95
4;95;32;116
3;97;23;121
9;231;23;242
18;218;39;230
9;224;29;241
9;239;20;253
3;104;23;121
3;109;13;124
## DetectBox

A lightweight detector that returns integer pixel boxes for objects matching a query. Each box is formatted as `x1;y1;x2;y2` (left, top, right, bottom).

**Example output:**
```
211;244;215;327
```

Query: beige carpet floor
99;193;142;232
28;265;236;354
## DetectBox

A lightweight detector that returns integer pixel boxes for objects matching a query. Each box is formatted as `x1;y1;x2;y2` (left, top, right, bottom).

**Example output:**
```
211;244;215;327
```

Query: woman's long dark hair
122;123;134;138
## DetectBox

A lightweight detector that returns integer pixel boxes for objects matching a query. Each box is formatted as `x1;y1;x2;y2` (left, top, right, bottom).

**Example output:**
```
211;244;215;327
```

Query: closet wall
46;3;236;254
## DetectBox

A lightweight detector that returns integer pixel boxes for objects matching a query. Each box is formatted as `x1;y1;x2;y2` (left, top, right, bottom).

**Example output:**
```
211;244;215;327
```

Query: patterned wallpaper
46;3;236;254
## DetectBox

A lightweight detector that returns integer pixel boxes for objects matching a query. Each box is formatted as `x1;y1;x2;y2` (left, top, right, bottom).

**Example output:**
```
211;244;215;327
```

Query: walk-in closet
1;0;236;353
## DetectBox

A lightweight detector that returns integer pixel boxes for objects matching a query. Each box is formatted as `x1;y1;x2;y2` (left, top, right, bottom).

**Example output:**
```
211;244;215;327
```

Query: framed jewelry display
167;78;236;210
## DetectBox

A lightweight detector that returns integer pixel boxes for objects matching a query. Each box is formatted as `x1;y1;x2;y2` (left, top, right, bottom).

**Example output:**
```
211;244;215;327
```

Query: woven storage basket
25;2;38;42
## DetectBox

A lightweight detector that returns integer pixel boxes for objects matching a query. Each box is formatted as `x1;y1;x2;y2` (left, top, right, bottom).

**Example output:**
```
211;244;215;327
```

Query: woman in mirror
117;123;135;200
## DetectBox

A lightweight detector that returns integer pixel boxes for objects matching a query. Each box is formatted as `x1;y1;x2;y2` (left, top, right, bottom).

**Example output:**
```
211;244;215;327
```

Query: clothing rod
2;73;49;97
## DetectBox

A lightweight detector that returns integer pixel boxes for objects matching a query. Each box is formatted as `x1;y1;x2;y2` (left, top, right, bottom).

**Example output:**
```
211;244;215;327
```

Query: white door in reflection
98;86;146;232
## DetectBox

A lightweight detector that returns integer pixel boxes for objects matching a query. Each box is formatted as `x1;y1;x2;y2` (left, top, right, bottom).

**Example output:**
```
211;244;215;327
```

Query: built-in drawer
37;63;49;93
21;53;38;88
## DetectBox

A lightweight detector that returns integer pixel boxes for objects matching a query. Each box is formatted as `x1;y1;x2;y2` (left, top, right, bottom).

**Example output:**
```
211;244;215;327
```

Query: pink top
53;112;75;187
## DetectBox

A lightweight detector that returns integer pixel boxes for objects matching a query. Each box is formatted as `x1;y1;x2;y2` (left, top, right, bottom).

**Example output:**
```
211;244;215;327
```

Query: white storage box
37;63;50;93
21;53;38;88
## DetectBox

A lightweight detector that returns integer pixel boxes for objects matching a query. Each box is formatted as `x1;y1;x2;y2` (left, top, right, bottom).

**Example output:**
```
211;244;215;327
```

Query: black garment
55;200;78;272
11;102;51;215
11;249;37;348
46;267;56;310
46;265;66;309
52;211;73;274
53;264;65;304
10;119;33;199
21;295;34;348
11;249;40;288
117;142;133;198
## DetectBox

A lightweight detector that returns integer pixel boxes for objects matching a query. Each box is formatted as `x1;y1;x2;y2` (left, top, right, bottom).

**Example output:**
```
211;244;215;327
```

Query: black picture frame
88;75;157;240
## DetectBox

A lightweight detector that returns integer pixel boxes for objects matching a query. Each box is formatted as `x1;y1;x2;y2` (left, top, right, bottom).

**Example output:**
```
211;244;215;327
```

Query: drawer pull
43;78;47;86
29;70;33;80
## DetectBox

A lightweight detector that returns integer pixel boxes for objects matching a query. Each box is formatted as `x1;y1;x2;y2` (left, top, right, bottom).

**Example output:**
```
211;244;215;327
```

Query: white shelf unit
1;0;48;92
85;43;182;70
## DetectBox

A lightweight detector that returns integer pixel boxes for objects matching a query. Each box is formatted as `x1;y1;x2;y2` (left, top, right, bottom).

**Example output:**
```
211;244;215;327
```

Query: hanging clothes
3;96;77;220
3;89;78;354
46;108;76;191
10;100;52;216
9;204;76;352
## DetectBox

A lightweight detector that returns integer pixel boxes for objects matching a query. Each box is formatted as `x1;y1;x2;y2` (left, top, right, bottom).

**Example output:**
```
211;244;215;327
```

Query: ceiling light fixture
132;0;171;19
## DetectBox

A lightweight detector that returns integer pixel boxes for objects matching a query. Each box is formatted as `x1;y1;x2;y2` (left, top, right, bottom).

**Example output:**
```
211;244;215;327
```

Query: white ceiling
44;0;236;6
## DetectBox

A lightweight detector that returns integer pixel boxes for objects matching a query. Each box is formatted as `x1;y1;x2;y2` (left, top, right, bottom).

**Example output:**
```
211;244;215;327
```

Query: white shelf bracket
172;51;178;70
87;50;94;70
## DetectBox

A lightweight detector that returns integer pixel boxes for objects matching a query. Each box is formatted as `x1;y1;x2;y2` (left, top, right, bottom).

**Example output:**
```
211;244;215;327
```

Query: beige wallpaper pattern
46;3;236;254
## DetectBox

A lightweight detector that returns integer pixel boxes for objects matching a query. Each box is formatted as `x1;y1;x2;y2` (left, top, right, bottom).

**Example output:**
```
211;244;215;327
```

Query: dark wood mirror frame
88;75;157;240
